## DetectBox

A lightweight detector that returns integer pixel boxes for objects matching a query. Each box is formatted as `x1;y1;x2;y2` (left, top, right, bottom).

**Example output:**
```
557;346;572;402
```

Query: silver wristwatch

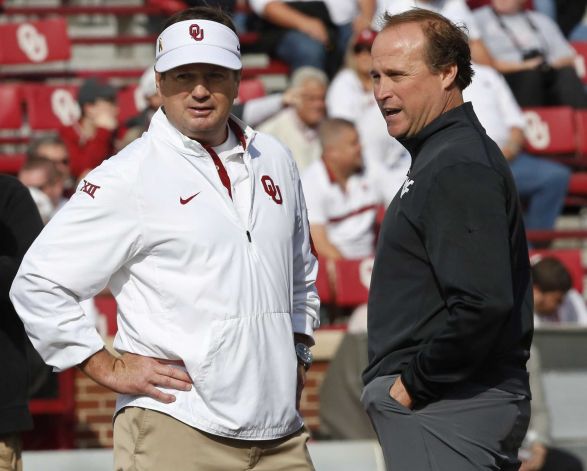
295;343;313;370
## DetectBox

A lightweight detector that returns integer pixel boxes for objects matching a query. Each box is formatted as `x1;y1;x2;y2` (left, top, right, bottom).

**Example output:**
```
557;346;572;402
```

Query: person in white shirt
473;0;587;107
326;28;410;205
374;0;495;66
259;66;327;173
302;118;383;260
531;256;587;326
10;7;320;471
463;62;570;230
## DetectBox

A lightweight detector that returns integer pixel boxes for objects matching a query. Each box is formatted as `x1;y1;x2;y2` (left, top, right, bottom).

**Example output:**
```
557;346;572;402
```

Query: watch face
296;343;313;367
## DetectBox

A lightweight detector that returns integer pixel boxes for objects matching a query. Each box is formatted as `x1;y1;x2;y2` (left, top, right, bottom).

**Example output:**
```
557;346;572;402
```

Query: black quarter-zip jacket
363;103;533;405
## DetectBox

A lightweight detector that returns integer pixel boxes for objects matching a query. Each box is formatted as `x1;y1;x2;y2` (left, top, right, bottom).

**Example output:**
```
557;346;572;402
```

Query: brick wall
74;370;116;448
299;360;329;431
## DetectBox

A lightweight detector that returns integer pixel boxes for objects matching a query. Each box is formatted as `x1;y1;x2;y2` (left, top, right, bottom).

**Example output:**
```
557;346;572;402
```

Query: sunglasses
353;44;372;54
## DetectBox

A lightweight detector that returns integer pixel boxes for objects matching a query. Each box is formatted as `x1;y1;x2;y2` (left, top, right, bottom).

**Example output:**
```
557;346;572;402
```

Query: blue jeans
275;30;326;71
509;153;570;230
532;0;556;20
274;23;352;73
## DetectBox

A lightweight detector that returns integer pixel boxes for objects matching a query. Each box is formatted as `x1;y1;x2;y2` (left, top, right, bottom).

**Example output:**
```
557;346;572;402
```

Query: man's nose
374;79;392;101
191;82;210;99
373;81;391;101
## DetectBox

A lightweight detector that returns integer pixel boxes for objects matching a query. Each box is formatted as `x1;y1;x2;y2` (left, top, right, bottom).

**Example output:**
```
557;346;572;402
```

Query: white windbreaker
10;109;320;440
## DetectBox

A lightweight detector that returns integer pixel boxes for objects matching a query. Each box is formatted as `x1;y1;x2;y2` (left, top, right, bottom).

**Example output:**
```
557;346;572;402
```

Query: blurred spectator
59;78;120;179
301;118;383;260
18;159;65;224
326;28;410;204
375;0;495;66
463;63;570;230
249;0;376;76
532;256;587;325
258;66;327;172
0;175;44;471
234;90;295;127
119;67;163;150
538;0;587;40
474;0;587;108
27;135;70;180
519;347;584;471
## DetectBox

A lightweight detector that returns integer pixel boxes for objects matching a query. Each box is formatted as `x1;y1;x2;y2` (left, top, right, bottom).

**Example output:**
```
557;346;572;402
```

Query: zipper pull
246;231;252;243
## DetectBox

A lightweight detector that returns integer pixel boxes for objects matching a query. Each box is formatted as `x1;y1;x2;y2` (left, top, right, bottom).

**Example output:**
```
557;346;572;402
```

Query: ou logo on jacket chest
261;175;282;205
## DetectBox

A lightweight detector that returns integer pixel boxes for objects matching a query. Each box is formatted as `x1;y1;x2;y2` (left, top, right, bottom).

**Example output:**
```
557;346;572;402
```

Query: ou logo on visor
261;176;283;205
190;24;204;41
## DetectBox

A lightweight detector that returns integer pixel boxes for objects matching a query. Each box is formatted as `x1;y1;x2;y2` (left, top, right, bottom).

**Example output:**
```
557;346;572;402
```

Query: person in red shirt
59;78;120;179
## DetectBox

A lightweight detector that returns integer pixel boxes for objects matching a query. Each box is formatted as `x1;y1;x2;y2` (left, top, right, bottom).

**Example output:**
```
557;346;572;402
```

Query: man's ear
440;63;458;90
155;71;163;96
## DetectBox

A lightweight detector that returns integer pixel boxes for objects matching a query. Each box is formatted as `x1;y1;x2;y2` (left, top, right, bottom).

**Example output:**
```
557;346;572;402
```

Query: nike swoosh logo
180;192;200;205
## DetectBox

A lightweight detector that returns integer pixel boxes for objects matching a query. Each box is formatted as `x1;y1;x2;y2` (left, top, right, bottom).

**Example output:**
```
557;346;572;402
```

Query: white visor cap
155;19;242;73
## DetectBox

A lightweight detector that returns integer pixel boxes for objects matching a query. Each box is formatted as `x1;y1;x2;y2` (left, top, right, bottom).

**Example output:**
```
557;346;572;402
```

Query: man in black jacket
0;175;43;470
362;9;533;471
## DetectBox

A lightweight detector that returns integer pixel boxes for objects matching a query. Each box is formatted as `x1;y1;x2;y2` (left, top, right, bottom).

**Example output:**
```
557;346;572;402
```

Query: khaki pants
0;434;22;471
113;407;315;471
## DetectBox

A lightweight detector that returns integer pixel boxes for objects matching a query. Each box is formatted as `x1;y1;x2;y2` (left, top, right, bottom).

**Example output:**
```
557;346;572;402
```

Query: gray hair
290;66;329;89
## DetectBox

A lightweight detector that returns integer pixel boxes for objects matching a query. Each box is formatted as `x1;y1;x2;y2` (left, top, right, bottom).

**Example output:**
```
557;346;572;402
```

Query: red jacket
59;125;116;179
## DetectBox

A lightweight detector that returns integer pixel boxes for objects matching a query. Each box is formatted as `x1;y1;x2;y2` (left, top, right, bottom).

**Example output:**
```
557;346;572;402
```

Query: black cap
77;78;117;107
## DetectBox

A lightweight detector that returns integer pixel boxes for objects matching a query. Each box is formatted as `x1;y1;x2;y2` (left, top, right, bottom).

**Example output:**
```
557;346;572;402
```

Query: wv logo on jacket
401;178;414;199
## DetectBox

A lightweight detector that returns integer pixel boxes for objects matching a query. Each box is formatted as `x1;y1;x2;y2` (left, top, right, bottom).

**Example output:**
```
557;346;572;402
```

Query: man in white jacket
10;7;320;471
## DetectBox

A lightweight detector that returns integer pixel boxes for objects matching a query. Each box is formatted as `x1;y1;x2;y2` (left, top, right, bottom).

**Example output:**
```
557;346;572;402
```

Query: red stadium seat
529;249;584;293
466;0;491;8
0;84;23;129
316;258;333;304
238;79;266;104
573;42;587;84
568;173;587;195
0;18;71;65
333;257;374;307
523;107;576;155
575;110;587;158
23;84;80;130
0;154;26;175
566;172;587;206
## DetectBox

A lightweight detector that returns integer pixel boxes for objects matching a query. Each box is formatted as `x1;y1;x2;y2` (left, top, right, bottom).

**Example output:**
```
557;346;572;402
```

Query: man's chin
388;127;408;140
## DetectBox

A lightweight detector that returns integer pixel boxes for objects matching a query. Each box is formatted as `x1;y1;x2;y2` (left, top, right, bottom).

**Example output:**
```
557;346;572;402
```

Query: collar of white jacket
155;19;242;72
